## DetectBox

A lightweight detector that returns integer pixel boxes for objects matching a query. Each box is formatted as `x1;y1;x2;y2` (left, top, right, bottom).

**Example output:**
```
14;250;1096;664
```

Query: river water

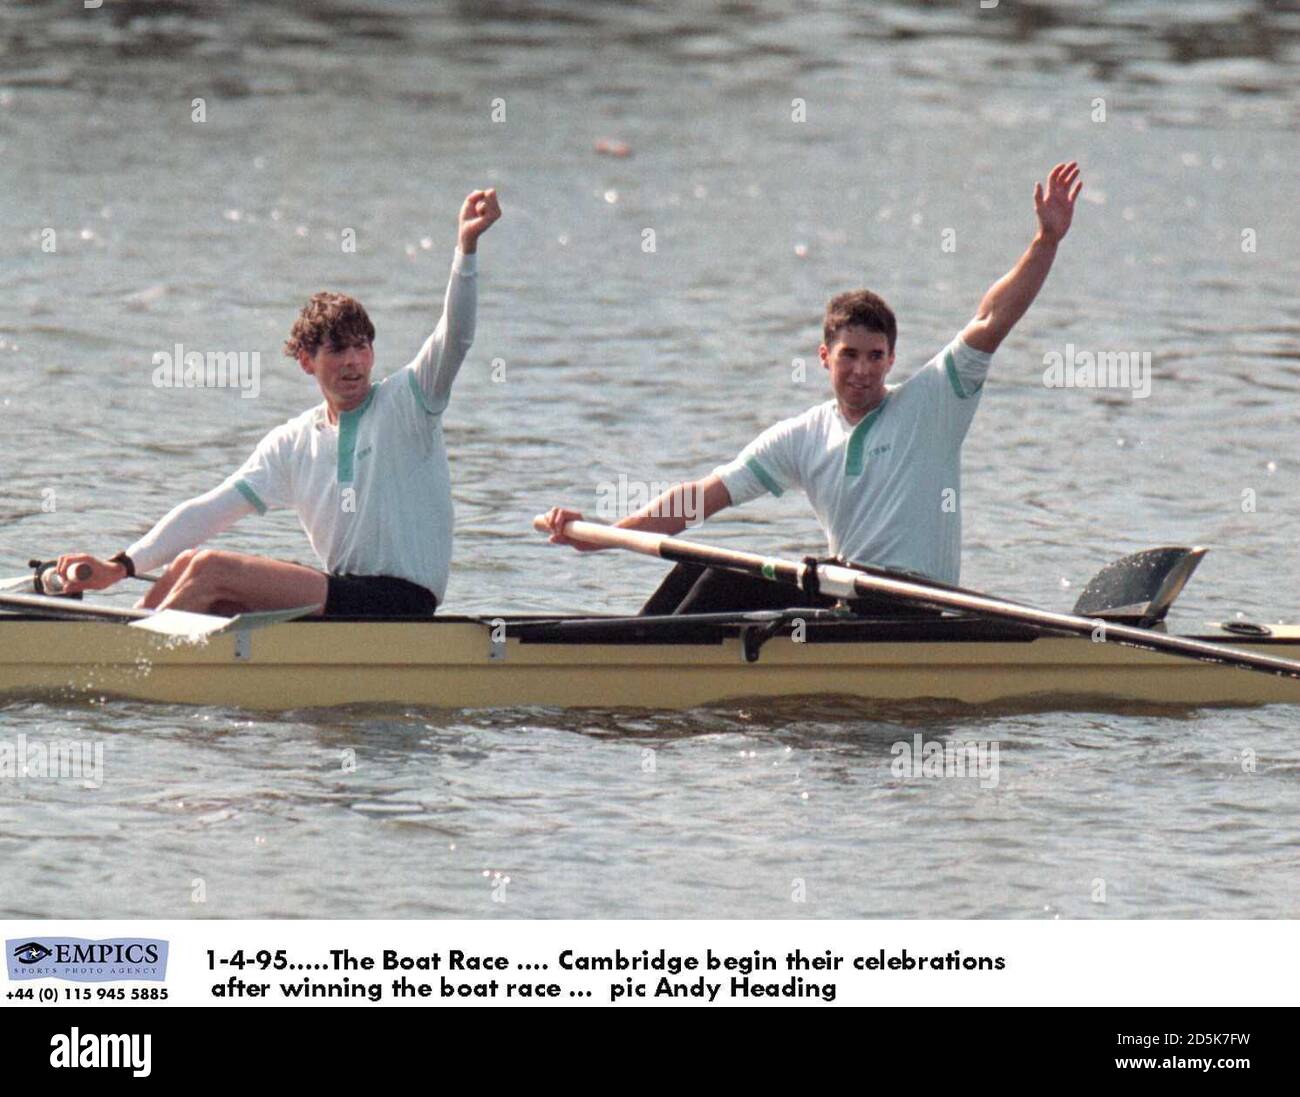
1;0;1297;918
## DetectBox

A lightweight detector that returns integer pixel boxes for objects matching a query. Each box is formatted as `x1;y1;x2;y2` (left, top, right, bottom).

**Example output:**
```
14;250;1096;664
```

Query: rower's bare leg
135;550;327;615
136;549;198;608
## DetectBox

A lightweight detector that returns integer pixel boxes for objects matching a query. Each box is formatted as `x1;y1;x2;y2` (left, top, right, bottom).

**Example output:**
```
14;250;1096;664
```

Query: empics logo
11;941;53;964
7;938;168;983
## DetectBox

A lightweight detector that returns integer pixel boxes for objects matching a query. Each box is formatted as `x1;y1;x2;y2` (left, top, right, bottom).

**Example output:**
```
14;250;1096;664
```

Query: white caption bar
2;920;1293;1007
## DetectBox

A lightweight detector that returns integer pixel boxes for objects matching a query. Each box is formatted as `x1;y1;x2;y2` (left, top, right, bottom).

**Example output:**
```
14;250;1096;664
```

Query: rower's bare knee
169;548;199;574
189;549;219;570
187;550;239;595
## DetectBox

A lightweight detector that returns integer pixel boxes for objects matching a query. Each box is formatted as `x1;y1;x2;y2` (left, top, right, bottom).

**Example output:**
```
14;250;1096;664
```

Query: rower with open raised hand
541;164;1082;613
54;188;502;616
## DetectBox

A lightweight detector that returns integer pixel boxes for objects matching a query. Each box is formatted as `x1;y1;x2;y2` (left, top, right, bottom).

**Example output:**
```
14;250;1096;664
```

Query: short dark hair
283;292;375;358
823;290;897;352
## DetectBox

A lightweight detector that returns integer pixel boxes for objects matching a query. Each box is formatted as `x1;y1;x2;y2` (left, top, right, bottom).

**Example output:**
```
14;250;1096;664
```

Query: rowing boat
1;611;1299;710
6;531;1300;712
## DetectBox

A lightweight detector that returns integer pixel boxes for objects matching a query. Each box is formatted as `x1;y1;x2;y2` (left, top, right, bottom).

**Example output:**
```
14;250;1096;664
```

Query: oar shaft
0;590;149;621
537;517;1300;682
0;588;316;640
815;559;1300;679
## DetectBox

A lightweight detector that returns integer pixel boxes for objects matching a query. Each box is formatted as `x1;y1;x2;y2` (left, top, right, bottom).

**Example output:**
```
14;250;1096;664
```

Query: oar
0;589;316;640
533;516;1300;682
10;559;161;594
0;561;93;594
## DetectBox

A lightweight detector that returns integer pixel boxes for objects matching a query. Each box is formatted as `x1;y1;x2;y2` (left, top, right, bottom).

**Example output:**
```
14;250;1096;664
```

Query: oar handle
535;515;809;589
39;562;92;594
532;514;670;554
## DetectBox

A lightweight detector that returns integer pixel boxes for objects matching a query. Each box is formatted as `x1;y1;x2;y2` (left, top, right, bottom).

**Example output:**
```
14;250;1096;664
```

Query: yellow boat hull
2;616;1300;710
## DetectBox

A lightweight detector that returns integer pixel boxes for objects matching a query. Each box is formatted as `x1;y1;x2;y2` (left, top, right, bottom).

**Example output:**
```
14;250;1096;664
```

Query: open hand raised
1035;162;1081;244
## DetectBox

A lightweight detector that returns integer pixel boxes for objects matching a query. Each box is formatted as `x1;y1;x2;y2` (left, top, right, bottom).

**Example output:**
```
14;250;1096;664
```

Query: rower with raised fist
56;188;503;617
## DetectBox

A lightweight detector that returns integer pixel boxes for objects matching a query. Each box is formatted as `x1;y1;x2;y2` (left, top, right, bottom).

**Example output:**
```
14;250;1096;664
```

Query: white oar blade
128;604;317;640
219;605;320;632
129;609;233;640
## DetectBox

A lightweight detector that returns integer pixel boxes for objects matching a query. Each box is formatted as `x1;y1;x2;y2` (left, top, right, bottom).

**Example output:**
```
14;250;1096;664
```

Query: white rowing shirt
126;250;477;602
712;336;992;584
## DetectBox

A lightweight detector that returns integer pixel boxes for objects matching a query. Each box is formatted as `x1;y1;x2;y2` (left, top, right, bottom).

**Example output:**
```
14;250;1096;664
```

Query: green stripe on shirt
337;385;377;483
844;400;888;476
944;348;984;399
745;457;784;497
233;478;267;515
407;369;437;415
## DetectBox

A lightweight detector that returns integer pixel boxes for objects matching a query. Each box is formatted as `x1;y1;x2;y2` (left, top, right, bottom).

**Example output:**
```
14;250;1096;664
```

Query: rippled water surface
1;0;1298;918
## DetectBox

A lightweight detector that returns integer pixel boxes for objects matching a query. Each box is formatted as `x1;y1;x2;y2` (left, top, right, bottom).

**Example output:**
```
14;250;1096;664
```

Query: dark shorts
323;574;438;618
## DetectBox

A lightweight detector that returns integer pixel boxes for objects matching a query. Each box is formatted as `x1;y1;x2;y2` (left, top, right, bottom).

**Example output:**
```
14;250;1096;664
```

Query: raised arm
961;162;1081;354
541;475;733;551
412;188;502;412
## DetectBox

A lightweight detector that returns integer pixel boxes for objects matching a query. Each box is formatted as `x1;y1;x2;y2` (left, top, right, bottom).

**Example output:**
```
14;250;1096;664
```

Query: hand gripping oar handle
534;516;1300;683
531;515;804;583
34;562;92;595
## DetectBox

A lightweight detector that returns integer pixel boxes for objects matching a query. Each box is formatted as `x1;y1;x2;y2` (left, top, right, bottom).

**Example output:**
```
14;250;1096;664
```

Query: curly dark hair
282;292;375;359
823;290;897;352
